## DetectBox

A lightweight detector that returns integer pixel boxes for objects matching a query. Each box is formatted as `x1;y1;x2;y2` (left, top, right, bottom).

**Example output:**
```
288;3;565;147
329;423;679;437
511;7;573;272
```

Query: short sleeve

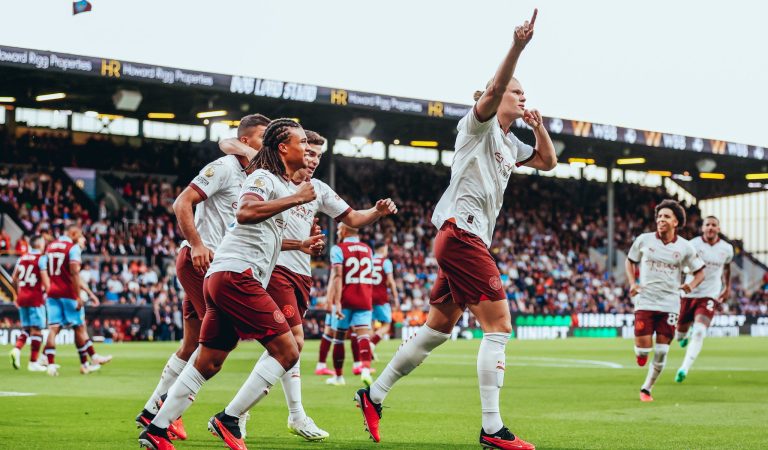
330;245;344;265
383;259;393;274
627;235;643;263
38;255;48;271
189;158;232;200
458;107;495;136
508;132;536;166
684;242;705;273
69;245;82;263
316;181;352;219
241;170;276;201
725;244;734;264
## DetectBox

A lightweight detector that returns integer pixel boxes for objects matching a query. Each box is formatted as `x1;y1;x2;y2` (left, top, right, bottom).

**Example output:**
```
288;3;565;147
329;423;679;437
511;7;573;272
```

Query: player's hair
473;77;518;102
304;130;326;146
31;235;45;249
66;223;81;234
245;118;301;177
655;199;686;228
374;241;387;250
704;215;720;225
237;113;271;138
340;223;359;235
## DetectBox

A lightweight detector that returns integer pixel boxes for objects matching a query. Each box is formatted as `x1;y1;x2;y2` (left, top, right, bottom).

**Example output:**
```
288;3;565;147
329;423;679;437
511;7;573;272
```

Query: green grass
1;337;767;449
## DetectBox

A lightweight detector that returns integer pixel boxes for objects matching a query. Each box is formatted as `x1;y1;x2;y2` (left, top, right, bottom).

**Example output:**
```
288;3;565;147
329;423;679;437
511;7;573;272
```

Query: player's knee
196;358;223;379
176;343;197;361
274;346;300;370
294;335;305;353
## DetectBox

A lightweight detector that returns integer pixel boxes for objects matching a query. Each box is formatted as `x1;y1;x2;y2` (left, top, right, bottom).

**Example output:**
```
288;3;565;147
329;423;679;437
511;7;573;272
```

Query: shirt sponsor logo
194;176;209;186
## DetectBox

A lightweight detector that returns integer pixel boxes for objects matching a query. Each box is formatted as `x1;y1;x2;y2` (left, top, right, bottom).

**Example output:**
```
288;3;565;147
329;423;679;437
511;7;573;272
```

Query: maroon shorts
199;269;290;351
266;265;313;328
634;310;678;339
177;246;205;321
430;222;505;307
678;297;716;325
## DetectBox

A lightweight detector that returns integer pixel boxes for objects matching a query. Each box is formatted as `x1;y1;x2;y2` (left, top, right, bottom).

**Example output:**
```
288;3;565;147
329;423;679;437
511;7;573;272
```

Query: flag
73;0;92;15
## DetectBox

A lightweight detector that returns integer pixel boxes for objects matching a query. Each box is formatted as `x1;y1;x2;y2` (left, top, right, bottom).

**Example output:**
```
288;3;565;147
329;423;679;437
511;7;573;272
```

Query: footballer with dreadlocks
139;119;322;450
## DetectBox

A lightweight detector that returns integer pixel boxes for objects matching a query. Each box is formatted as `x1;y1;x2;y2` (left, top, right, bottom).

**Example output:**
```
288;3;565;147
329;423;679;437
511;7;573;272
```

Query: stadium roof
1;45;766;200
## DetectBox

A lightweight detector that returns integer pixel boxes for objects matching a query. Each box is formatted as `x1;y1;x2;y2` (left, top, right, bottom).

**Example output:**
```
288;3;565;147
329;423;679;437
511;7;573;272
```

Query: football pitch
1;337;766;449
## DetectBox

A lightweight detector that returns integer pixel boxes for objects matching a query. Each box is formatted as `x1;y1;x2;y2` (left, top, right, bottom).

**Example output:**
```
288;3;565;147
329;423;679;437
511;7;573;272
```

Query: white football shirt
206;169;291;286
684;236;733;299
276;179;351;277
627;232;705;314
183;155;247;251
431;109;535;247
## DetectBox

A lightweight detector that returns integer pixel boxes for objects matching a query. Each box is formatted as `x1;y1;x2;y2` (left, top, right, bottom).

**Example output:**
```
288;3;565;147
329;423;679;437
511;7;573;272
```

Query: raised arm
475;9;537;122
219;138;258;160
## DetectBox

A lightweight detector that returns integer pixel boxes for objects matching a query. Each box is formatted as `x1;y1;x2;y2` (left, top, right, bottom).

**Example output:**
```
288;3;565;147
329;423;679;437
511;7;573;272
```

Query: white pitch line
0;391;36;397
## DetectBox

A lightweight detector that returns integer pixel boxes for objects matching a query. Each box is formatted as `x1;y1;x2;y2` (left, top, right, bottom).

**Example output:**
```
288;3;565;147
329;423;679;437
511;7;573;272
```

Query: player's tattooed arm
475;8;537;122
718;263;731;303
341;199;398;228
625;258;640;297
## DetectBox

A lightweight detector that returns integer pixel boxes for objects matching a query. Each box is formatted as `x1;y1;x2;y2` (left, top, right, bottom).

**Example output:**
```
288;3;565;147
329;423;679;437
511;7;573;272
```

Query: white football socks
478;332;509;435
641;343;669;392
634;346;652;358
144;350;195;414
224;354;285;418
680;322;707;372
281;360;306;422
369;325;450;404
152;364;206;428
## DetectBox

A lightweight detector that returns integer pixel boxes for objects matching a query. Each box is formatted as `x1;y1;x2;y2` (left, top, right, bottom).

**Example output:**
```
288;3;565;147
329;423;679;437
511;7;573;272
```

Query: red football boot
639;389;654;402
355;387;382;443
479;426;535;450
139;425;176;450
208;411;247;450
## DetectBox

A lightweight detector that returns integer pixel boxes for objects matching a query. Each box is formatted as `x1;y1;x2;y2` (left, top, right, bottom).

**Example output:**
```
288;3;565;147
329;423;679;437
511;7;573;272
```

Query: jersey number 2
345;257;373;285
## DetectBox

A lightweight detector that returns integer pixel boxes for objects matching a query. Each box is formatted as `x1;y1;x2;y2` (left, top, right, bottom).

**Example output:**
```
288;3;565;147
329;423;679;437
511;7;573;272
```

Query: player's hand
335;304;345;320
310;217;322;237
513;8;537;48
219;138;259;160
89;293;100;306
717;288;730;304
629;283;641;297
679;283;693;294
191;244;214;274
523;109;543;130
294;181;316;205
300;234;325;256
375;198;398;216
75;298;84;311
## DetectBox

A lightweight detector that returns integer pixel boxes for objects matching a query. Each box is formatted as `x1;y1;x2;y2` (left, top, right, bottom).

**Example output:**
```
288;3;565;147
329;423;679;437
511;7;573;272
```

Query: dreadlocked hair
245;118;301;176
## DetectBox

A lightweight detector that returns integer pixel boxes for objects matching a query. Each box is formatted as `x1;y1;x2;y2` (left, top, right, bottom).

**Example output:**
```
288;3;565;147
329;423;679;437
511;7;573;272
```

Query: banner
0;45;764;160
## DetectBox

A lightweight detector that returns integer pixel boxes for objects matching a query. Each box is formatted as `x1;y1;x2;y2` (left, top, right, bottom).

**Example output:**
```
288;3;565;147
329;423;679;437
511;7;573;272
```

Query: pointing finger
530;8;538;28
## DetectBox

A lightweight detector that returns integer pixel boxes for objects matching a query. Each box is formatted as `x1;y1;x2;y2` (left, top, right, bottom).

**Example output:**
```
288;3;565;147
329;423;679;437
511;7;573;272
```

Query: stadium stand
2;134;765;339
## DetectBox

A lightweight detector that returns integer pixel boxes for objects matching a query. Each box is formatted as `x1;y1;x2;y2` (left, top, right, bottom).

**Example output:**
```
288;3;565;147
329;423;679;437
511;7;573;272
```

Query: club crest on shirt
204;166;215;177
673;252;680;261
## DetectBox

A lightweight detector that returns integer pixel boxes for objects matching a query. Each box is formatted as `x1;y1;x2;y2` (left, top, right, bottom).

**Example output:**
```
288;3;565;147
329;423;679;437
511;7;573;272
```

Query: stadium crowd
2;134;767;339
